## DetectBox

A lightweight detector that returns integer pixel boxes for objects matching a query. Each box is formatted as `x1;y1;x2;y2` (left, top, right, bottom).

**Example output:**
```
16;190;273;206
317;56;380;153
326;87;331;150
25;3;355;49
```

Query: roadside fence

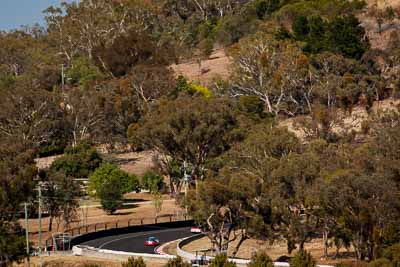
45;214;189;251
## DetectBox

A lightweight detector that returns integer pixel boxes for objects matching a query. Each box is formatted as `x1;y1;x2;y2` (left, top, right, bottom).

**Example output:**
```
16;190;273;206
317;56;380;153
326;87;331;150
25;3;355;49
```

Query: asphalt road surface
81;226;195;254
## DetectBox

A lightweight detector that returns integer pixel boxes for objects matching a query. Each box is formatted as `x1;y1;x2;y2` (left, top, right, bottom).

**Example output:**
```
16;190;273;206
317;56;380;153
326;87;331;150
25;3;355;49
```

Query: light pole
24;202;30;267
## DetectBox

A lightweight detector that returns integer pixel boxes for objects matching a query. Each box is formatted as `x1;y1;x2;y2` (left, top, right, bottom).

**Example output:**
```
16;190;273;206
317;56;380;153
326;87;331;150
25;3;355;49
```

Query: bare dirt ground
182;236;363;266
280;98;400;140
366;0;400;10
113;150;156;176
15;255;167;267
171;49;230;85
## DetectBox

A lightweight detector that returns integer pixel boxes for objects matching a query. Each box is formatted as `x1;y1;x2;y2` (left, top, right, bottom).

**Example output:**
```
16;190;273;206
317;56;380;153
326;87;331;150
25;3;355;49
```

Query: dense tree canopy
1;0;400;265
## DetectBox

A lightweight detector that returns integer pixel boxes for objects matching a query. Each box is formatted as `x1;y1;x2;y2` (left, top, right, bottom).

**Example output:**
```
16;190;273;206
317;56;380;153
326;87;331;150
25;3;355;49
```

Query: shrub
50;142;102;178
254;0;280;19
66;57;104;88
141;170;165;193
97;174;123;215
89;163;140;214
290;250;316;267
248;251;274;267
122;257;146;267
89;163;140;195
238;96;265;117
210;253;237;267
188;83;212;98
383;243;400;265
368;258;392;267
165;256;191;267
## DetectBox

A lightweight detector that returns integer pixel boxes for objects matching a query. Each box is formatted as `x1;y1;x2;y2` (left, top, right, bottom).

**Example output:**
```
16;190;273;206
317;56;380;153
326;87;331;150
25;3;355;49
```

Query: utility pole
38;184;43;267
24;202;30;267
183;161;189;216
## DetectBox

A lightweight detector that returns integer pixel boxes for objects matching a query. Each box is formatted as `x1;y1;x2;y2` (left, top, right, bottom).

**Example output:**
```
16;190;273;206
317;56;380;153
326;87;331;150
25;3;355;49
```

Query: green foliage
89;163;140;195
199;38;214;59
0;149;36;221
141;170;165;193
238;96;265;117
97;173;123;215
66;57;104;87
135;96;238;182
165;256;191;267
384;244;400;261
51;142;102;178
290;14;367;59
254;0;280;19
210;254;237;267
0;221;27;266
122;257;146;267
89;163;140;214
327;15;368;59
290;250;316;267
248;251;274;267
38;141;67;157
368;258;392;267
216;6;260;46
41;170;81;231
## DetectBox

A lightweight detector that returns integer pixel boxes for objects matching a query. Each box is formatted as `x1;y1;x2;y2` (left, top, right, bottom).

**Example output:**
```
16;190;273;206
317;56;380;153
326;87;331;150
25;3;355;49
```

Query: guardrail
176;235;334;267
45;214;190;250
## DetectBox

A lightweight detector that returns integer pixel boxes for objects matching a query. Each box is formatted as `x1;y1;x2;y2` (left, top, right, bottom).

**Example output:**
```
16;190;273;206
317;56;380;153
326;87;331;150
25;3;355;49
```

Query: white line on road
98;227;189;249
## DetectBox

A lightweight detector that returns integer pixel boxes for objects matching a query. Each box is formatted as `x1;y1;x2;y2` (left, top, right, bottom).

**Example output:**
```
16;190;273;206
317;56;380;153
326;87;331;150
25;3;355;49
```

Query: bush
368;258;392;267
248;251;274;267
188;83;212;98
238;96;265;117
97;174;123;215
210;253;237;267
290;250;316;267
381;243;400;266
122;257;146;267
89;163;140;214
165;256;191;267
254;0;280;19
89;163;140;195
141;170;165;193
50;142;102;178
66;57;104;88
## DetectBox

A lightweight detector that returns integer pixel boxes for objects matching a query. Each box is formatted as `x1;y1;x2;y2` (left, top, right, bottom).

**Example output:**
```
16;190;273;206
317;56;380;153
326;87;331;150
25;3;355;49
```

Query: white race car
190;226;202;233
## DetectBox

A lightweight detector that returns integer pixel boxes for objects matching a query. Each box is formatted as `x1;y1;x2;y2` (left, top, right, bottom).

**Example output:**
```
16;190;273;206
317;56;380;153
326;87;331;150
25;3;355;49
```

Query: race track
81;226;195;254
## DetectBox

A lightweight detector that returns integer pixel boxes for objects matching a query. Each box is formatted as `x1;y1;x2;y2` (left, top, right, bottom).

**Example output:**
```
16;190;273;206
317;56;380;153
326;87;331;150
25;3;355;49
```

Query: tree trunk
231;235;248;257
323;228;328;258
49;216;53;232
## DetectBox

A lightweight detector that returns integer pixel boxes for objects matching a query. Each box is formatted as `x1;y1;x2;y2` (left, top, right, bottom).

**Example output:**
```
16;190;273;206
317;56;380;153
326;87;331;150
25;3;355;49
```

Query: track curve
81;226;195;254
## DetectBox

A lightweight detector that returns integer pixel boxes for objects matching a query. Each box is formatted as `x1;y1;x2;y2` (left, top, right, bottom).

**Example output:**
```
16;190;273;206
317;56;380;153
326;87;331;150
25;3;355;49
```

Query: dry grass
182;236;360;266
15;255;167;267
280;98;400;140
161;240;180;256
114;150;155;176
365;0;400;9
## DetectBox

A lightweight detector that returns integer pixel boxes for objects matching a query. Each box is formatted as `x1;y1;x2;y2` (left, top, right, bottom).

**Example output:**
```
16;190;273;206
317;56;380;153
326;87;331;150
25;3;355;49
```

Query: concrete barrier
72;245;175;264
